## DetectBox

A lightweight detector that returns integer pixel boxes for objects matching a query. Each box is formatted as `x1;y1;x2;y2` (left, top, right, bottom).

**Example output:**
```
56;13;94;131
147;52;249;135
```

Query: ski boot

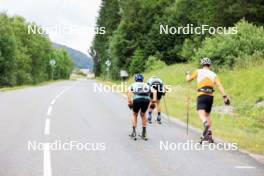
157;114;162;124
139;128;148;141
206;131;214;143
148;114;152;124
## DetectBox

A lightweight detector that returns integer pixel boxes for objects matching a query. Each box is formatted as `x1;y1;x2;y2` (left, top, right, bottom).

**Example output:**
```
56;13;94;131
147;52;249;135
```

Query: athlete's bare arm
127;89;133;104
215;78;226;96
186;71;196;82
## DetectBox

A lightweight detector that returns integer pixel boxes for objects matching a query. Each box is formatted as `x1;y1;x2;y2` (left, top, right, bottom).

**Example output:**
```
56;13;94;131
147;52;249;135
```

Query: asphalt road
0;80;263;176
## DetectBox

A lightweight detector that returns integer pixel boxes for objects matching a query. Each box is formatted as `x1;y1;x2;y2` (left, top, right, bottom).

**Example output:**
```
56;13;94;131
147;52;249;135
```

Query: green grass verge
98;62;264;154
0;80;65;92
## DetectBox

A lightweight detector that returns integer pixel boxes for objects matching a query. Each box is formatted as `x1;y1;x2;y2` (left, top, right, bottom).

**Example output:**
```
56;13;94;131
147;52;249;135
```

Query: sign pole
49;59;56;80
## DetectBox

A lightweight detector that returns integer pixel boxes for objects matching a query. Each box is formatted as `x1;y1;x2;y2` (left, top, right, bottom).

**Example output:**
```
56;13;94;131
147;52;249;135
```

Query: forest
0;13;74;87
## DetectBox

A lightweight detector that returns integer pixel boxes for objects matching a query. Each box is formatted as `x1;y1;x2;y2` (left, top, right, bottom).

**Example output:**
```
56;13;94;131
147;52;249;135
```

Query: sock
203;121;209;128
133;126;136;133
148;111;152;115
158;112;161;116
142;127;146;133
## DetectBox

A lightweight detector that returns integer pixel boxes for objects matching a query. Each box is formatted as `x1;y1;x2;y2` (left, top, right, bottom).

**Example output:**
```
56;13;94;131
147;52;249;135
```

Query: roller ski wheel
199;131;214;144
129;132;137;141
154;120;162;125
200;138;214;144
138;134;148;141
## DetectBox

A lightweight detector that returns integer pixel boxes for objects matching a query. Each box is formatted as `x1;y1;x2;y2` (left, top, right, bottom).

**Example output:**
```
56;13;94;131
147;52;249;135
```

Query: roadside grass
0;80;65;92
70;74;87;81
98;62;264;154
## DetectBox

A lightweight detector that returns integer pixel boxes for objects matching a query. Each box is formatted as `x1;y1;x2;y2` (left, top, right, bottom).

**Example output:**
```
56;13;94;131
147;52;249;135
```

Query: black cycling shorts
133;98;150;113
150;92;163;100
197;94;214;113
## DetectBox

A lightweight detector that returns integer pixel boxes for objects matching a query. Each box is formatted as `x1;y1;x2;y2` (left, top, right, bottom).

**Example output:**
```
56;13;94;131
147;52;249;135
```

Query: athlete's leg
132;112;138;129
141;99;150;138
198;110;210;137
198;110;207;124
147;100;155;122
156;100;161;113
148;100;154;113
205;112;214;142
140;112;147;127
140;111;147;138
205;112;212;128
156;100;162;122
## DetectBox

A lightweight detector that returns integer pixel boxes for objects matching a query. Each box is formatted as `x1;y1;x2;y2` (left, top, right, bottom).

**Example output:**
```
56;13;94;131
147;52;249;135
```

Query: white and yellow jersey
190;69;220;97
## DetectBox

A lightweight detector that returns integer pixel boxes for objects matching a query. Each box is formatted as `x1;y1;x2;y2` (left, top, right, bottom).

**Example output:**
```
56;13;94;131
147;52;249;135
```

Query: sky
0;0;102;54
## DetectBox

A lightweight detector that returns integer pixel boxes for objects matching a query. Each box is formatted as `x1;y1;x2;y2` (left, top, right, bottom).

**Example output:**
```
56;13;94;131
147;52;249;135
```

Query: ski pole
163;96;171;125
186;82;190;135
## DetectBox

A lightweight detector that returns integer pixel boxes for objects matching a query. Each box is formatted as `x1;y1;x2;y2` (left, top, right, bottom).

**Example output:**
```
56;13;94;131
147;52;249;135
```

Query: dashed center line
44;118;51;135
47;106;53;116
50;99;56;105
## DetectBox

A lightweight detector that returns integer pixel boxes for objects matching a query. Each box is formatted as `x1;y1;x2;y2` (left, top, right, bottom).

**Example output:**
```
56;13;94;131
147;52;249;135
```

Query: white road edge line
44;118;51;135
234;165;256;169
43;143;52;176
47;106;53;116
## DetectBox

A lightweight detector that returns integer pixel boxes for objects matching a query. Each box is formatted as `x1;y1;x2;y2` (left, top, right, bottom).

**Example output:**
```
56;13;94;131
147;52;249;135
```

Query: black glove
223;95;230;105
128;104;133;110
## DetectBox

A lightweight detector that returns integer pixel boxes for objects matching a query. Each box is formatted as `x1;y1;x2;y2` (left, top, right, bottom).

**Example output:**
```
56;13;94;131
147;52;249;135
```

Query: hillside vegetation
114;62;264;154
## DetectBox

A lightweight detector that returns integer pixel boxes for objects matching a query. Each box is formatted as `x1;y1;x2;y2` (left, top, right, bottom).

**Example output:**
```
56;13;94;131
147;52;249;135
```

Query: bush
193;20;264;68
145;56;166;72
129;48;145;75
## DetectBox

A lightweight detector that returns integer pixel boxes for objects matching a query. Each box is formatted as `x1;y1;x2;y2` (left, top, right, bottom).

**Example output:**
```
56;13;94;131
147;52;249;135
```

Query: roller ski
129;131;137;141
199;122;214;144
199;130;214;144
138;134;148;141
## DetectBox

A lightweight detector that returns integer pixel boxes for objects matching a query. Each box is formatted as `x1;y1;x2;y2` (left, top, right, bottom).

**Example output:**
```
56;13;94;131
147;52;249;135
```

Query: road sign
105;60;111;67
49;59;56;66
120;70;128;78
